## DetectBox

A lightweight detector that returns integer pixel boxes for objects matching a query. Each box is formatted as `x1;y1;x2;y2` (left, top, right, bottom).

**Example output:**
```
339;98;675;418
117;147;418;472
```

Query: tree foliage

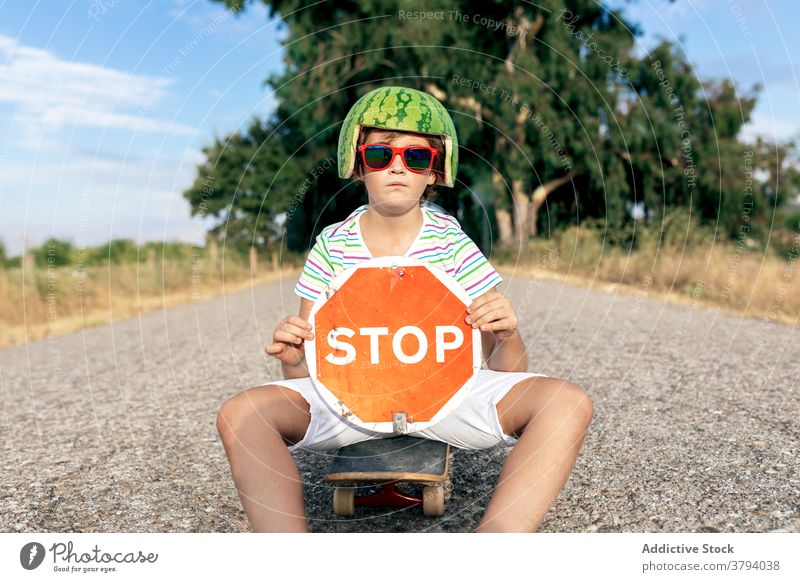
33;238;75;268
183;0;796;261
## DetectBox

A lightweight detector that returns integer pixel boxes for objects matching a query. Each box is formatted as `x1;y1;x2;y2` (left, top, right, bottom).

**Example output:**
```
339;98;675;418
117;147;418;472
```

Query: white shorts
268;368;549;452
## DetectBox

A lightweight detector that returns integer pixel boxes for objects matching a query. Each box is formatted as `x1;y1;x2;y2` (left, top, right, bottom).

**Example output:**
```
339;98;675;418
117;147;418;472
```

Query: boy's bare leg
216;385;312;532
476;377;593;533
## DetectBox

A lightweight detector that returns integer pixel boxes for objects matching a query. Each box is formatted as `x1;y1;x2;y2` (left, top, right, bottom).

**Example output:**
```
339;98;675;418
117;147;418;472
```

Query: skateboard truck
392;411;407;434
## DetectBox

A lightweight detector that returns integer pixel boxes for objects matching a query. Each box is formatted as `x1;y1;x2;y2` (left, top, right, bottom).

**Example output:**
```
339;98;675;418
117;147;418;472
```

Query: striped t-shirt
294;203;502;302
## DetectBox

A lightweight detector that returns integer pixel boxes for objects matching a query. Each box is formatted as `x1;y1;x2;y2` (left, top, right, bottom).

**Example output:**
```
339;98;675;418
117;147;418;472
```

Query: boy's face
356;129;436;214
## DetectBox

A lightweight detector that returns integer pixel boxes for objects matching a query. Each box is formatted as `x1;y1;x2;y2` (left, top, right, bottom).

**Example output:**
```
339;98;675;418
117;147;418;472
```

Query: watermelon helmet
337;86;459;188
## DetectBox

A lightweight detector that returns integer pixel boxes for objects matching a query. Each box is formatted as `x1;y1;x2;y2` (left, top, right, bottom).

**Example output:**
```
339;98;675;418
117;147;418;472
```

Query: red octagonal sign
305;256;481;433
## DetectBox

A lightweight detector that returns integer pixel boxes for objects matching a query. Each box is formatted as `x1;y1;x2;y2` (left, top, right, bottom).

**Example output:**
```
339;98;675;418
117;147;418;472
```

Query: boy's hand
465;289;518;340
265;316;314;366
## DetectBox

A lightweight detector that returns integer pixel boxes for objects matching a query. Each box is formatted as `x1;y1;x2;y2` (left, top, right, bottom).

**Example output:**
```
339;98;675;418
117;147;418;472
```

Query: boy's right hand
265;316;315;366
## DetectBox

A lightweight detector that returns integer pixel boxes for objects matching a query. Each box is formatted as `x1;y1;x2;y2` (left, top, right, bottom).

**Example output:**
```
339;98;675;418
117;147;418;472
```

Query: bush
780;209;800;233
622;207;716;251
89;239;140;265
33;238;75;267
141;241;203;263
769;228;800;260
551;220;606;266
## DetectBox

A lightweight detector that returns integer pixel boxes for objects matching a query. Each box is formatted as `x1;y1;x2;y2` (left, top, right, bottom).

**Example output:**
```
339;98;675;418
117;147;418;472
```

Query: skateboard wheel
422;485;444;516
333;487;355;516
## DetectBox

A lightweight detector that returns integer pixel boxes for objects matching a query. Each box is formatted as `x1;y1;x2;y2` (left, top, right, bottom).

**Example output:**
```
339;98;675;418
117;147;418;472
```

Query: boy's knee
528;378;593;427
216;388;272;440
216;394;248;440
564;383;593;427
216;386;311;443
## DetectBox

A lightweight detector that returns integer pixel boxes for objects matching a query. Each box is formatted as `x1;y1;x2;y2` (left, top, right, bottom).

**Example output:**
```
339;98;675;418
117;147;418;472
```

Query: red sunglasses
357;144;438;173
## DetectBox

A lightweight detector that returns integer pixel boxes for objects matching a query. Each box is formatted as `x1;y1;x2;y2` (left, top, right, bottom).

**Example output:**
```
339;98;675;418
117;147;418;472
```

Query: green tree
184;119;310;253
187;0;645;259
619;42;764;244
189;0;786;260
33;238;75;267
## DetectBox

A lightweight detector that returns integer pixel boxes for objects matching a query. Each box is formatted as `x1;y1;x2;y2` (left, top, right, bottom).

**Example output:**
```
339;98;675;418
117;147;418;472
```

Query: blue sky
0;0;798;256
0;0;284;256
612;0;800;142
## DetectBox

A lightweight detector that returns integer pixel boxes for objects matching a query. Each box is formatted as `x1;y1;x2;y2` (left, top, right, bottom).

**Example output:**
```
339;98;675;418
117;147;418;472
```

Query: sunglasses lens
404;147;433;171
364;146;392;169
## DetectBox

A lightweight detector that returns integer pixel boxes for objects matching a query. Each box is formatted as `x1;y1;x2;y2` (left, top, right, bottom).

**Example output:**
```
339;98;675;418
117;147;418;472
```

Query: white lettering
321;325;468;365
360;327;389;364
435;326;464;362
324;328;356;365
393;326;428;364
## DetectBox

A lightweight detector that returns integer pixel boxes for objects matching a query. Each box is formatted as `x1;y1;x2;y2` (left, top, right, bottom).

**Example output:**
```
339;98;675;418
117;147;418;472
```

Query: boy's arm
471;286;529;373
483;329;529;373
281;298;315;379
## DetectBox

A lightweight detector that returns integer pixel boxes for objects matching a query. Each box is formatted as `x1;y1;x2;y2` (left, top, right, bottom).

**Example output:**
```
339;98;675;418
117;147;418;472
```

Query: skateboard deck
324;436;451;517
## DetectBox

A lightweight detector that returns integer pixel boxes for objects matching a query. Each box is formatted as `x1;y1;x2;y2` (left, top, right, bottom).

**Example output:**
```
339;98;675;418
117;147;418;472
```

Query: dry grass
0;256;301;349
502;225;800;325
2;226;798;350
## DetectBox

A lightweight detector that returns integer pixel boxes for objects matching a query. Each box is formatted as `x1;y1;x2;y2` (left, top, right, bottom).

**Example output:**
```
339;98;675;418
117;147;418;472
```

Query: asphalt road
1;272;798;532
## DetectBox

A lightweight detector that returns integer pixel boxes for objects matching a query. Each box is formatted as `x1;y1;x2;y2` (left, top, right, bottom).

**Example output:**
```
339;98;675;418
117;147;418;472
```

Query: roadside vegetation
1;208;798;349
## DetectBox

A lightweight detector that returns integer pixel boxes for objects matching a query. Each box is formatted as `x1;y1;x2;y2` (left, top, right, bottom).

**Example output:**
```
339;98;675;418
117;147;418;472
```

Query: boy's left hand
465;289;518;340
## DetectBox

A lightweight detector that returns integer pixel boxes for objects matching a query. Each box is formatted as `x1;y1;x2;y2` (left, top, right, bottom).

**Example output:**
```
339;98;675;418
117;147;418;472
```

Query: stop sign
305;256;481;434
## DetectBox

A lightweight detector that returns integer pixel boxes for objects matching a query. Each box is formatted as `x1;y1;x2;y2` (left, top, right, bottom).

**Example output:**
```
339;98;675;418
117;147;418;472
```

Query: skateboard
324;436;451;517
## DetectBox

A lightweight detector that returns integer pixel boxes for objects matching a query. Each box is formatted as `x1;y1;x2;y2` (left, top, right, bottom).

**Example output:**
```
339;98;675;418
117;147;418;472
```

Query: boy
217;86;593;532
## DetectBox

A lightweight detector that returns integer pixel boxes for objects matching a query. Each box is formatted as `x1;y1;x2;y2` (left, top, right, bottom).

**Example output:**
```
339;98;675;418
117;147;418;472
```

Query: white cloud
0;151;212;255
0;34;196;150
739;111;800;144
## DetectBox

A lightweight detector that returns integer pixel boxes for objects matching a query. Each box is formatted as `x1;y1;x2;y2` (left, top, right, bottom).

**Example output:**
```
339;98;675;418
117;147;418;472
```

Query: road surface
1;272;798;532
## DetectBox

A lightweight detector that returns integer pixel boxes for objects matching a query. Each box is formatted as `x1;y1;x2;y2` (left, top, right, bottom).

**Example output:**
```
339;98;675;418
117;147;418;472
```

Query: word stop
324;326;465;365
